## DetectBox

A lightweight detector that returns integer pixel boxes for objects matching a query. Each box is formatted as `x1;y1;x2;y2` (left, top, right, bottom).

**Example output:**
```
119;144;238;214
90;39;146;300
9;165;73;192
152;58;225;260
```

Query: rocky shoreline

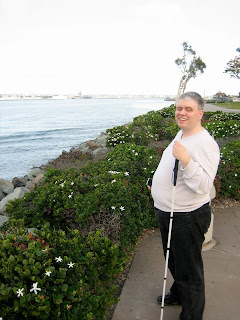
1;103;239;227
0;131;110;226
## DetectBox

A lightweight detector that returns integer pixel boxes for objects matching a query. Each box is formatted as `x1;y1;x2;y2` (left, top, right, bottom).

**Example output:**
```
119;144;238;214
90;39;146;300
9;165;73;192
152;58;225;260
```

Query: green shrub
158;104;176;118
204;110;240;121
106;125;134;147
217;139;240;200
3;104;239;319
78;143;159;244
5;144;158;247
0;222;123;319
203;120;240;139
106;104;177;147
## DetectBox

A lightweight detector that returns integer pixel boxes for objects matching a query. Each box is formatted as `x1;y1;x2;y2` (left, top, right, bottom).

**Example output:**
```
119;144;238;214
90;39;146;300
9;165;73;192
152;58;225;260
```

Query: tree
175;42;206;99
224;47;240;80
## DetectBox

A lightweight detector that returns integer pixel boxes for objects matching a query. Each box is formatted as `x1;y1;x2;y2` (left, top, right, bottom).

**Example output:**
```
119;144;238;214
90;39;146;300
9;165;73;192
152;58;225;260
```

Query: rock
92;147;111;160
0;179;14;195
0;215;9;227
0;189;5;201
12;177;28;188
26;180;36;191
0;187;30;215
85;140;100;150
33;173;45;185
25;168;44;180
77;141;87;151
76;141;96;155
96;132;109;147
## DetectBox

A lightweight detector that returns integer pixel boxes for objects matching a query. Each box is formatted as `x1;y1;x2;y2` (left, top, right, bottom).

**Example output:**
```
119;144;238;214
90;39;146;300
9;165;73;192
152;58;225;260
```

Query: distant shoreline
0;96;171;101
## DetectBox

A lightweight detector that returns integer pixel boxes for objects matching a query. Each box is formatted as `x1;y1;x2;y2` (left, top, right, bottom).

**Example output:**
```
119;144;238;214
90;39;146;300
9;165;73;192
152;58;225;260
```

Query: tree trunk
176;78;189;100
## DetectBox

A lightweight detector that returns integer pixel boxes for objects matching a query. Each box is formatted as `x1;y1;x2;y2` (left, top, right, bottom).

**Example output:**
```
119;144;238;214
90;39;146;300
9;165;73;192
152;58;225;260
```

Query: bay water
0;98;173;181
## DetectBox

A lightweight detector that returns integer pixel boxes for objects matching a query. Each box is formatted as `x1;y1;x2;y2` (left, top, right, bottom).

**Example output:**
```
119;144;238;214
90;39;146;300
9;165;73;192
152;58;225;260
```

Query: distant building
213;91;228;98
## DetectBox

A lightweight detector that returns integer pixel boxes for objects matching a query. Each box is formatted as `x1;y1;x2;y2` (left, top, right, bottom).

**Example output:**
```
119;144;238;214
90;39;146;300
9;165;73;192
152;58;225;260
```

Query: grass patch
214;101;240;110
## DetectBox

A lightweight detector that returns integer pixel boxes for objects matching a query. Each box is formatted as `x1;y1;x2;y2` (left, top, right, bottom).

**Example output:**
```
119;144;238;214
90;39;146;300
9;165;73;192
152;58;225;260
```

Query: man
151;92;220;320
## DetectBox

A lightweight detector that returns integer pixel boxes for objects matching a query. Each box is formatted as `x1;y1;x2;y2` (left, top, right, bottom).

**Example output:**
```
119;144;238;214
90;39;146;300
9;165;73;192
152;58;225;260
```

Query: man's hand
172;141;191;168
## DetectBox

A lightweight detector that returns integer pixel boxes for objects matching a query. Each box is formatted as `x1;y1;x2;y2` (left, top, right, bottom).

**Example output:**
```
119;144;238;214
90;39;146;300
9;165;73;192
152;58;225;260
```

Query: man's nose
178;109;186;115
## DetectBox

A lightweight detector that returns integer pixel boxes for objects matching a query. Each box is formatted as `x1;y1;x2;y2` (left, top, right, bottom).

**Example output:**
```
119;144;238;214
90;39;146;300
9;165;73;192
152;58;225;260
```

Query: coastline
0;103;239;222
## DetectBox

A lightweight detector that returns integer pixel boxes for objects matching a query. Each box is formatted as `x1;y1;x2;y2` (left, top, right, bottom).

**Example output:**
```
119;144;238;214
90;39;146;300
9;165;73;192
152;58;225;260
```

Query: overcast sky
0;0;239;97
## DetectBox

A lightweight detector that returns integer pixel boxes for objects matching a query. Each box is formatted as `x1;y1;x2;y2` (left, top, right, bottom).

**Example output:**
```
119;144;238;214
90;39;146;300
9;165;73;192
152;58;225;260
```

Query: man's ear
199;110;204;120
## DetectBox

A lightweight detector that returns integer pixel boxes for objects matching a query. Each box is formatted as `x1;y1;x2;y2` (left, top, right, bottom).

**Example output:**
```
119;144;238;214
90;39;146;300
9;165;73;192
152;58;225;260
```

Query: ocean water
0;98;173;181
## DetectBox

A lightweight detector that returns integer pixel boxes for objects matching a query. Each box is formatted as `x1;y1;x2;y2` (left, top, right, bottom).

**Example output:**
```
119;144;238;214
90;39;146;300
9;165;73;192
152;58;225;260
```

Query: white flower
45;270;52;277
120;206;125;211
68;262;75;268
42;248;48;252
135;152;138;156
16;288;24;297
55;256;63;263
30;282;41;295
235;174;238;176
68;194;72;198
108;158;111;161
124;172;129;176
59;182;65;187
71;182;74;185
111;206;116;210
149;156;153;159
94;184;99;187
111;179;116;183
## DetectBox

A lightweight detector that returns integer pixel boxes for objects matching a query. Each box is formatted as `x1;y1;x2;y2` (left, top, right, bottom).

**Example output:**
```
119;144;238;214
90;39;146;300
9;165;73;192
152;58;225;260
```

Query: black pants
155;203;211;320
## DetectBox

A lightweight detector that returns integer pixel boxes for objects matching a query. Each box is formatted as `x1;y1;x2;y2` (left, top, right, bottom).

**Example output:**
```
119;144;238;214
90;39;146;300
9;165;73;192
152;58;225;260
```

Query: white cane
160;159;179;320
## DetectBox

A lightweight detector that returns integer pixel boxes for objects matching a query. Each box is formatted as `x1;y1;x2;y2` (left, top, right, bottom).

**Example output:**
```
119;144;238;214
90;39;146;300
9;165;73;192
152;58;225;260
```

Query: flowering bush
5;143;158;247
204;110;240;121
203;120;240;139
2;104;240;319
0;222;123;319
106;104;178;147
216;139;240;200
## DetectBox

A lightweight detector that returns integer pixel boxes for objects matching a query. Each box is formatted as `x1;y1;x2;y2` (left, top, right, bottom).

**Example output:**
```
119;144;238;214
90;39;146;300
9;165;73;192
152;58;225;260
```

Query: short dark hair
177;92;204;110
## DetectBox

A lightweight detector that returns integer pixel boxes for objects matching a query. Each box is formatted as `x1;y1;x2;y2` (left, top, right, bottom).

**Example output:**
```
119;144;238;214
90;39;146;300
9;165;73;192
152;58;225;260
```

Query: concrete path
112;203;240;320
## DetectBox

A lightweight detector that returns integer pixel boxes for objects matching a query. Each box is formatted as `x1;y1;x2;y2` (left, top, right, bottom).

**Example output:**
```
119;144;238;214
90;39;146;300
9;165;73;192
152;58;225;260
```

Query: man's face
175;98;203;133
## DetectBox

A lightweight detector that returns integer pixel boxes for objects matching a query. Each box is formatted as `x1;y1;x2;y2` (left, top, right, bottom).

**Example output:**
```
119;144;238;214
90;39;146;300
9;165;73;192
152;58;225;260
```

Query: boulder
0;187;30;215
0;179;14;195
92;147;111;160
12;177;28;188
76;141;95;155
85;140;100;150
25;168;44;180
0;215;9;227
33;173;45;185
77;141;87;152
26;180;36;191
0;189;5;201
96;132;109;147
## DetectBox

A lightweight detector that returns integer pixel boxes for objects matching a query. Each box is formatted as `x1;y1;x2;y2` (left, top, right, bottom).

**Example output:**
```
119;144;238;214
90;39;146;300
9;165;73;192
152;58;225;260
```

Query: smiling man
151;92;220;320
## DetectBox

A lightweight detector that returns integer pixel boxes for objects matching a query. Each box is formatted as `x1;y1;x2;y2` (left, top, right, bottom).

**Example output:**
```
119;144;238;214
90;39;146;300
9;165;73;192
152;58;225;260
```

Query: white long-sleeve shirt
151;128;220;212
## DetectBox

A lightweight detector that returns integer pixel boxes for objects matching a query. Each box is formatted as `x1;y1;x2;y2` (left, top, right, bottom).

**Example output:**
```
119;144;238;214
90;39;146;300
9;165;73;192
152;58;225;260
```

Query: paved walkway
112;203;240;320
